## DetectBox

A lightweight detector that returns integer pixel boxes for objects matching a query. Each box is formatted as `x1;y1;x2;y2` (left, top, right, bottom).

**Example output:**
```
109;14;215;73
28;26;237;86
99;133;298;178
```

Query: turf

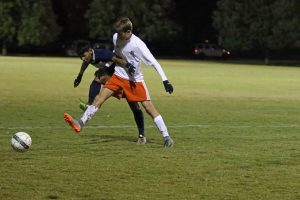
0;56;299;200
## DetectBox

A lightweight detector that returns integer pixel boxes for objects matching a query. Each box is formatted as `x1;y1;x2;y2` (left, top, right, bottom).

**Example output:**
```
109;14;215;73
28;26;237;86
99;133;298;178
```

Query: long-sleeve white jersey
113;33;167;82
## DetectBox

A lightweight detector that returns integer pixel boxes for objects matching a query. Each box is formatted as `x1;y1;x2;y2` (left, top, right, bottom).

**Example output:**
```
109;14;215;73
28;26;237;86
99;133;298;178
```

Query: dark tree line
0;0;299;60
214;0;300;63
0;0;61;55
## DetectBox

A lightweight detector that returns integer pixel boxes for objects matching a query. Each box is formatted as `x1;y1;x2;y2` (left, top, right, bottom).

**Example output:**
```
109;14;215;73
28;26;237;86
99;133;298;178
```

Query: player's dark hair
76;40;91;56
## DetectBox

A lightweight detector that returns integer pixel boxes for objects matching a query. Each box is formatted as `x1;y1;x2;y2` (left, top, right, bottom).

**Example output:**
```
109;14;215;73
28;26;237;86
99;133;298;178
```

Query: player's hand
163;80;174;94
125;63;135;76
74;74;83;87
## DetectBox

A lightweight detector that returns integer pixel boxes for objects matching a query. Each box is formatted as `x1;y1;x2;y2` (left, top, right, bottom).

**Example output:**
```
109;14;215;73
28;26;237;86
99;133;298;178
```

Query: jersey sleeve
136;39;168;81
94;49;115;62
113;33;117;47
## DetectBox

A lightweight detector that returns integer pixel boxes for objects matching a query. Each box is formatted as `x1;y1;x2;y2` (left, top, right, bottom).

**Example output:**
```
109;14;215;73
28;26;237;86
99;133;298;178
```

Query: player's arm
137;41;174;94
95;48;135;75
112;56;127;66
96;49;129;66
74;61;89;88
112;55;135;75
78;61;89;75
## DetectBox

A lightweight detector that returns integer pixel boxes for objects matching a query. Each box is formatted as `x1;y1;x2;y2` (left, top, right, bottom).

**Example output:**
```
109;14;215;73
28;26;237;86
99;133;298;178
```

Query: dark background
51;0;217;42
50;0;218;57
3;0;299;61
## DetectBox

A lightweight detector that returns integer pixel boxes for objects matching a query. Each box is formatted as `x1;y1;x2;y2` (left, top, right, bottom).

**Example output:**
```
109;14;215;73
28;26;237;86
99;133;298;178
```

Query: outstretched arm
137;41;174;94
74;61;89;88
78;61;89;75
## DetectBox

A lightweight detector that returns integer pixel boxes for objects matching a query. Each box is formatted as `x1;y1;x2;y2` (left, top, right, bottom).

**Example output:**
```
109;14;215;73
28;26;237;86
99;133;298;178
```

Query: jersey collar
91;49;95;63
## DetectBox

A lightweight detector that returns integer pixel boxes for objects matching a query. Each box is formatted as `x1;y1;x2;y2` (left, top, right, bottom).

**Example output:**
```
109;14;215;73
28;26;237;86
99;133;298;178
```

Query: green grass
0;56;300;200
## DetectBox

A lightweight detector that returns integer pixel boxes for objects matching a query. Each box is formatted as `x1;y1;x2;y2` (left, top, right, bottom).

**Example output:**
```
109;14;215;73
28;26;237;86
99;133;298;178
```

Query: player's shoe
79;101;87;111
164;136;174;148
137;135;147;145
64;113;82;133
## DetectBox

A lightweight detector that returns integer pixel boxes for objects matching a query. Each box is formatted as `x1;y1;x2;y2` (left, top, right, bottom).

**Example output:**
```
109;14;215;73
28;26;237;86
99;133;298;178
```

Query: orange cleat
64;113;81;133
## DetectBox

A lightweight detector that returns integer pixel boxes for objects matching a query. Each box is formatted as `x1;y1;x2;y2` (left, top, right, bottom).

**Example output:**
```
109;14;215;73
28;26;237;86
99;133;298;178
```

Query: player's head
114;17;133;41
76;40;93;62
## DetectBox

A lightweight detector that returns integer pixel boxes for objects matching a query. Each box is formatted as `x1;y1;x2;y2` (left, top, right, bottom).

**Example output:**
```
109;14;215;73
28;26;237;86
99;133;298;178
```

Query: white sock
80;105;98;124
153;115;169;138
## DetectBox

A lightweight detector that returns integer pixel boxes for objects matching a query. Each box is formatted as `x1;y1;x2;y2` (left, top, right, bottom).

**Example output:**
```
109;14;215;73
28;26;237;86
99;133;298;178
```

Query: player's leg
88;77;101;105
80;70;110;111
81;87;114;123
64;87;114;133
127;101;146;144
141;100;174;148
122;79;173;147
79;77;101;111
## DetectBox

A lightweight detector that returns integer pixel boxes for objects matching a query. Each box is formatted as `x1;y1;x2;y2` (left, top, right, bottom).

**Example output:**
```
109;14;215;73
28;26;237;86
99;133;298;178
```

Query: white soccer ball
11;132;32;152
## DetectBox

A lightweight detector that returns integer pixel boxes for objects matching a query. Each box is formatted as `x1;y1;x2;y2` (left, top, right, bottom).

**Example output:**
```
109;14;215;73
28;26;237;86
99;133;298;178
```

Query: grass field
0;56;299;200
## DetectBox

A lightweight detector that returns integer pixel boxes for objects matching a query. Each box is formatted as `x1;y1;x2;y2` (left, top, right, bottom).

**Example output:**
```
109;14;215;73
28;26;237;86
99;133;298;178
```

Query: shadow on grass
47;195;59;199
82;134;163;146
94;134;136;143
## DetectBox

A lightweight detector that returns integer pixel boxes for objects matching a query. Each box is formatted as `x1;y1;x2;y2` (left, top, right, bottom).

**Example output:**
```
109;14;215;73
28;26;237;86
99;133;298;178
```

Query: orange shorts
104;74;150;102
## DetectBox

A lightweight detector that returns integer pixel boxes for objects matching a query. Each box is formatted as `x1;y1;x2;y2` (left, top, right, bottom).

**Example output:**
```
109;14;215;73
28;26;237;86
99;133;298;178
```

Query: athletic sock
163;136;171;141
133;109;145;137
153;115;169;138
88;80;101;105
80;105;98;124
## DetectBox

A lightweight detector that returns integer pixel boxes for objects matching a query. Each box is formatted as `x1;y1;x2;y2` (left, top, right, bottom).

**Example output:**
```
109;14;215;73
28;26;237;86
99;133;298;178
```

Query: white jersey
113;33;167;82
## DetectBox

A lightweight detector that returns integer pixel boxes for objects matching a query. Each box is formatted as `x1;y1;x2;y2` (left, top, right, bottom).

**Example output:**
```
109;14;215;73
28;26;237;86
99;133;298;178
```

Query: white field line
0;124;300;130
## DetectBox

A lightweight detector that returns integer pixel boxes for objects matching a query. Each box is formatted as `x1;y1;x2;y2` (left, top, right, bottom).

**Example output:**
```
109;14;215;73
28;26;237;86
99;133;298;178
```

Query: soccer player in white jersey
64;17;174;148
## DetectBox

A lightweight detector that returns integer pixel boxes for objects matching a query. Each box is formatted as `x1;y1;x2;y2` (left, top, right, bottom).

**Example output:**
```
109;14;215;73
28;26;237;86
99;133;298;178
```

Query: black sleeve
94;49;115;62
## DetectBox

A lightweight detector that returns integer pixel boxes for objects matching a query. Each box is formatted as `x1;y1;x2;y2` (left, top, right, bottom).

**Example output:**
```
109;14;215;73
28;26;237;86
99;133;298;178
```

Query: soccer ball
11;132;32;152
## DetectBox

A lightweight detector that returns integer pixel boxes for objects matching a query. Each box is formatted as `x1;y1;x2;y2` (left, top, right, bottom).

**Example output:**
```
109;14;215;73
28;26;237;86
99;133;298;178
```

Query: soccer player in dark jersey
72;41;146;144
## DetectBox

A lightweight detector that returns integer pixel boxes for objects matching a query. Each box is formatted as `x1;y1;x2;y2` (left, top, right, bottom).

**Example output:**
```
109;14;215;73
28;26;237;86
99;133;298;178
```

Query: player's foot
79;101;87;111
64;113;82;133
137;135;147;145
164;136;174;148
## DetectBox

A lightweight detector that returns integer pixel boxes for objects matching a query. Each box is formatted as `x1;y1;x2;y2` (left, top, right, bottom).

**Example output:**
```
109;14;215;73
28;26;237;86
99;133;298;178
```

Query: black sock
133;109;145;137
88;80;101;105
